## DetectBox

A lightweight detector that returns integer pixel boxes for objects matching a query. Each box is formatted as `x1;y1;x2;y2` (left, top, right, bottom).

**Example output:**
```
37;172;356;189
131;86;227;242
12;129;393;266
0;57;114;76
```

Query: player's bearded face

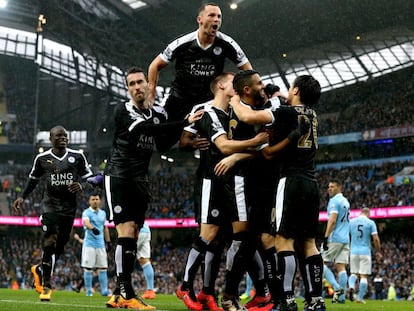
127;72;149;107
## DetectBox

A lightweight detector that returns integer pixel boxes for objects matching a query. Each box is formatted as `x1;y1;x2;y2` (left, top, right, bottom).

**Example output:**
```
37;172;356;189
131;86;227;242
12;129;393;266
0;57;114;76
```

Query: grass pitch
0;289;411;311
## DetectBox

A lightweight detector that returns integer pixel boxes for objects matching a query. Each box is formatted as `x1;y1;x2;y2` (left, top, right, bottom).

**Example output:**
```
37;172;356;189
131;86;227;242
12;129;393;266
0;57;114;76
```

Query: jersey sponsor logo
68;156;75;163
190;64;215;77
114;205;122;214
137;134;155;150
213;46;222;55
50;172;74;186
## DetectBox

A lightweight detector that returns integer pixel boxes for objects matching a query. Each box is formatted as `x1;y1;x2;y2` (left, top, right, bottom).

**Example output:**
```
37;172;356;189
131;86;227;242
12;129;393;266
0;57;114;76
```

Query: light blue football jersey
82;208;106;248
327;193;350;243
140;222;150;234
350;215;378;255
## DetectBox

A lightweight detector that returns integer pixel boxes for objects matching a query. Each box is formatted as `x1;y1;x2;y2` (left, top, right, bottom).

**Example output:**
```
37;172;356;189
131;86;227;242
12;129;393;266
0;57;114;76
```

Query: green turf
0;289;411;311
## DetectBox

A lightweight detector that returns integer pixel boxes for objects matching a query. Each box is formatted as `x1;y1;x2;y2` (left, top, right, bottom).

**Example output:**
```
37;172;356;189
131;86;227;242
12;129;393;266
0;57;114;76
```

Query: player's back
272;105;318;180
350;215;377;255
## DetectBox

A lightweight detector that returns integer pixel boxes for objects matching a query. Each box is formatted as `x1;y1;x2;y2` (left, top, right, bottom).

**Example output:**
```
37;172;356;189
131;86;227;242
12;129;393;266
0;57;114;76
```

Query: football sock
98;270;109;294
142;262;154;290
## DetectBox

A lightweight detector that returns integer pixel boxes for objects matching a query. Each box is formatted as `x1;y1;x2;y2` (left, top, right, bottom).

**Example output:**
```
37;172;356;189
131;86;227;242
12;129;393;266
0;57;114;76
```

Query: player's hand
253;131;269;145
322;237;329;251
192;135;210;151
229;94;241;107
214;154;238;176
188;110;204;123
375;252;382;260
12;197;24;212
91;227;100;235
68;182;83;193
74;233;80;241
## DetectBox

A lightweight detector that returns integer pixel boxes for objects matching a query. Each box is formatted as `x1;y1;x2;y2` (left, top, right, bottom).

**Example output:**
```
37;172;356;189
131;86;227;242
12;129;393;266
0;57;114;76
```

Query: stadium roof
0;0;413;88
0;0;413;156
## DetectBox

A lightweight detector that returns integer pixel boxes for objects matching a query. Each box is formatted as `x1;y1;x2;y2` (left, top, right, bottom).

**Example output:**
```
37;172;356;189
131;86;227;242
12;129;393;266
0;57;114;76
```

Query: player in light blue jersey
137;222;156;299
81;192;111;296
348;208;382;303
322;179;350;303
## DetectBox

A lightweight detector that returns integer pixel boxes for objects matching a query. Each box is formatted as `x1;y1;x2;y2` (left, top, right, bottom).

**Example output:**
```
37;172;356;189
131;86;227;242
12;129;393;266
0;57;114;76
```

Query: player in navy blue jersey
13;125;93;302
177;72;268;311
221;70;273;311
148;2;252;147
104;66;202;310
230;75;325;311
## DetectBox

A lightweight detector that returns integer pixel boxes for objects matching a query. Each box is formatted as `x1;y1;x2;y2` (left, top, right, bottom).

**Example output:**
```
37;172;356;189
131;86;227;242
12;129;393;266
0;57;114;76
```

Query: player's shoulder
66;148;85;157
190;101;211;114
168;30;198;47
216;31;238;45
34;149;53;160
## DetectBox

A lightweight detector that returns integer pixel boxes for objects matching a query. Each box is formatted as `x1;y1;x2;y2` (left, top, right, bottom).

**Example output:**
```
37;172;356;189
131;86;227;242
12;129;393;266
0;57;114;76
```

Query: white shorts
350;254;372;275
81;246;108;269
322;242;349;264
137;231;151;259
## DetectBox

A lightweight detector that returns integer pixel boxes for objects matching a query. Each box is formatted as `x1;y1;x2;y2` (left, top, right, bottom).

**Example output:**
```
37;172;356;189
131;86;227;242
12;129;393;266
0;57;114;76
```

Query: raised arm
147;55;168;106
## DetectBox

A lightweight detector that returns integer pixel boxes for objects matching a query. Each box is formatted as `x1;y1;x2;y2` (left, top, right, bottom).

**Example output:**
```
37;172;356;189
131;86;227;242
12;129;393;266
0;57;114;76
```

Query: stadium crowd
3;158;414;218
0;229;413;301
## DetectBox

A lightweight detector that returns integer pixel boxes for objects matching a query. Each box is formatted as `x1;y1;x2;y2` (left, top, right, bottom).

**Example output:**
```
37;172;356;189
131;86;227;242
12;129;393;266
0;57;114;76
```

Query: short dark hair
125;66;147;86
292;75;321;107
233;69;259;95
89;190;101;198
199;2;219;14
329;179;342;187
210;72;234;94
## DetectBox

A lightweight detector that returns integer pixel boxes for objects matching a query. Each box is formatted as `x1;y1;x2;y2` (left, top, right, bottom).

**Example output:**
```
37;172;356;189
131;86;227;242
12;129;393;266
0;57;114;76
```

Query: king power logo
50;172;74;186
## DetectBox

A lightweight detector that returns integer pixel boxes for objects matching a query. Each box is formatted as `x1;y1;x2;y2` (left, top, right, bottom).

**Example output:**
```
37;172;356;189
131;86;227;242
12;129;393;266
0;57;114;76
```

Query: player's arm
147;55;168;106
230;95;273;125
372;233;382;259
324;212;338;239
238;62;253;70
214;131;268;155
104;226;111;243
261;138;290;160
214;152;255;176
13;178;39;211
83;217;100;235
133;109;203;137
74;233;84;244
